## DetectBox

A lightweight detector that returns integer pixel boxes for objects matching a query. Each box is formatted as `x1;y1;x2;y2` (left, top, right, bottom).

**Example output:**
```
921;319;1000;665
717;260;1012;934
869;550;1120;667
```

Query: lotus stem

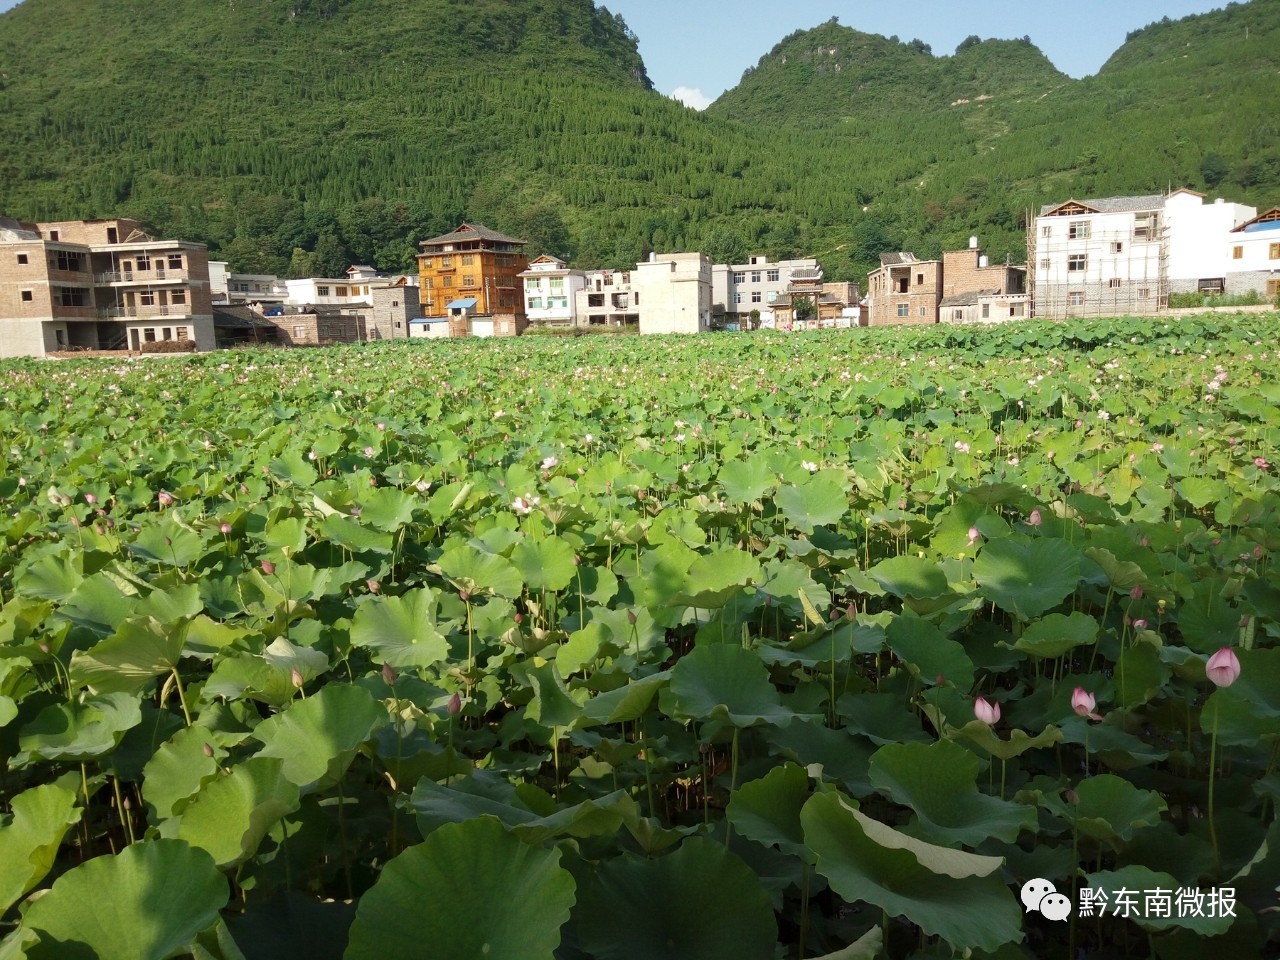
1209;696;1221;872
724;726;740;845
170;667;193;726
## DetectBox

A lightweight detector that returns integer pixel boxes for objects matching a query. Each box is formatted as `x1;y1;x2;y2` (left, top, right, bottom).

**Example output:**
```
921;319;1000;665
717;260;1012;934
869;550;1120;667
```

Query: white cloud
671;86;713;110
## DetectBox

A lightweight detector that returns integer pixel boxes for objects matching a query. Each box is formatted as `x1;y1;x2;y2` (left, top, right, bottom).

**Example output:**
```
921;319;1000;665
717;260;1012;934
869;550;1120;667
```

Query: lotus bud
514;613;523;624
447;692;462;716
846;603;856;620
290;667;304;689
974;696;1001;726
830;608;841;621
1130;585;1144;600
123;795;132;811
261;559;276;576
1028;508;1042;527
1205;647;1241;687
459;589;470;602
627;610;638;625
1071;687;1102;721
157;490;174;506
202;742;215;759
1133;618;1149;630
84;493;97;505
38;642;49;654
381;662;397;685
367;579;380;594
967;526;981;546
220;522;232;535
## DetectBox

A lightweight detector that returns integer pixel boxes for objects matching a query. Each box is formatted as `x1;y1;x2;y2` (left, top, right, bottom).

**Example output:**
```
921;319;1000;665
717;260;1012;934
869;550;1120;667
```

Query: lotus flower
1028;508;1042;527
1072;687;1102;721
447;692;463;717
260;559;276;577
381;662;397;685
290;667;304;689
157;490;175;506
967;526;981;546
974;696;1001;726
1206;648;1241;687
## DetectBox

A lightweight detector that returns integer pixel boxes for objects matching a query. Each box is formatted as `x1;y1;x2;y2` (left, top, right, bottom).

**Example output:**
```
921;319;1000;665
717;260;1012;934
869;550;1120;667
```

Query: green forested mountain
0;0;1276;283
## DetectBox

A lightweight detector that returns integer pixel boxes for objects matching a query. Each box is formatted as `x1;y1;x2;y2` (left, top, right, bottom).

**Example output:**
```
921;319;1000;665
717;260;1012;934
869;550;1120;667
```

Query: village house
1226;207;1280;301
520;255;587;329
711;255;820;329
632;252;713;335
0;215;215;357
417;223;528;319
866;253;943;326
366;276;420;341
576;268;639;328
939;238;1028;324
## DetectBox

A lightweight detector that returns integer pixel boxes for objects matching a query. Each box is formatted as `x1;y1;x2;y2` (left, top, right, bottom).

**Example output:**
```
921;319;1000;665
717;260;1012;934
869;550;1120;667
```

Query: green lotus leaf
1177;476;1228;510
510;661;583;729
809;928;883;960
580;671;671;724
344;818;575;960
20;840;229;960
974;536;1081;620
411;774;636;844
575;837;777;960
170;757;301;868
511;535;577;592
262;516;307;555
1041;774;1167;844
0;783;82;914
437;546;523;598
953;720;1063;761
356;487;418;532
765;721;876;797
1203;648;1280;745
142;725;224;821
253;683;388;792
666;643;795;728
316;514;392;554
349;587;449;668
885;616;974;689
868;555;951;600
719;457;776;504
867;740;1036;846
15;552;83;602
1175;581;1242;654
1014;611;1099;659
267;450;318;487
1115;642;1171;708
675;546;763;607
13;692;142;767
1083;547;1146;593
69;616;186;695
837;692;932;746
128;519;207;567
775;475;848;534
801;792;1020;953
727;762;811;858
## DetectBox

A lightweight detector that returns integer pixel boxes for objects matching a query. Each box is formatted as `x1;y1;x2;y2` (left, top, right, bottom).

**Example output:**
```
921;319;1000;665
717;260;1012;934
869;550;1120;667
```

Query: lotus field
4;314;1280;960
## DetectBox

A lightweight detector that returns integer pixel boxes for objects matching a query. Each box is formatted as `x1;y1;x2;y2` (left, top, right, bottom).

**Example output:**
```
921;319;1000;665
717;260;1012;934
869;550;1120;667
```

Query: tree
956;35;982;55
1201;152;1229;188
793;295;816;323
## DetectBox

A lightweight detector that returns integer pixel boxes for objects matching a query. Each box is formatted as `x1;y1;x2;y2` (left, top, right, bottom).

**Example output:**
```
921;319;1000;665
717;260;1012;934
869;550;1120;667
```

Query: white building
1030;189;1259;318
1226;207;1280;300
519;255;587;329
712;255;820;328
575;269;639;328
633;252;712;335
281;271;375;308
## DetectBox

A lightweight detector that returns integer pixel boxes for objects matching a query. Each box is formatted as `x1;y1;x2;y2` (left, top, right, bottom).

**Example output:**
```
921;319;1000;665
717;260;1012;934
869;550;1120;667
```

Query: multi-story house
711;255;820;328
417;223;528;318
281;275;374;308
1226;207;1280;300
1029;189;1258;318
939;238;1028;324
633;252;713;335
367;278;420;341
1;215;214;356
576;269;640;328
520;255;587;329
866;253;943;326
209;262;283;305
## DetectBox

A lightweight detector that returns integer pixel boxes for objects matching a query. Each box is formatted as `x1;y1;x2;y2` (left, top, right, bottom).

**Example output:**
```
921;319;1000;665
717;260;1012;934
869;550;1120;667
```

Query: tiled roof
940;288;1002;308
879;252;918;267
1039;195;1164;216
420;222;527;248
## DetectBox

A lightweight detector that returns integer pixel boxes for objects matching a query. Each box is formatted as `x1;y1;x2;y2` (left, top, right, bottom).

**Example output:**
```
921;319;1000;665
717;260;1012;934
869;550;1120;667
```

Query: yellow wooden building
417;223;529;318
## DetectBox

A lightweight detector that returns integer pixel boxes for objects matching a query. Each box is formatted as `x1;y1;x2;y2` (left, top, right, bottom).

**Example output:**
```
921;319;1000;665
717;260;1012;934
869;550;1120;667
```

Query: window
734;293;743;305
1108;278;1122;288
337;286;348;297
20;290;33;302
56;287;86;306
1011;303;1025;317
168;254;183;269
392;300;399;307
293;325;305;339
441;256;452;267
317;286;330;297
1068;254;1087;272
1039;258;1050;270
1233;246;1244;260
1268;280;1280;298
49;230;59;241
497;255;514;267
916;273;924;285
751;271;761;283
463;276;475;287
143;328;156;343
1041;225;1052;238
1111;242;1124;254
136;255;151;271
528;298;543;309
16;253;28;265
55;329;64;346
981;303;990;319
634;293;640;305
732;271;745;283
751;291;762;303
462;254;474;266
1068;292;1085;306
1068;221;1090;240
548;297;568;309
424;279;433;289
1138;288;1152;298
55;250;84;271
176;327;188;340
106;227;118;244
1134;214;1158;240
526;279;541;292
549;277;564;290
1270;243;1280;260
421;257;432;269
896;303;909;317
443;277;452;288
162;328;173;341
767;269;779;282
171;290;187;305
919;307;927;317
140;291;156;306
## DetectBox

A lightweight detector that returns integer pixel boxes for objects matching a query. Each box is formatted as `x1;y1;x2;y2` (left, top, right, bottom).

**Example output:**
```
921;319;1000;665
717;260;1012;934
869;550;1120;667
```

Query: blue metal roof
446;298;478;309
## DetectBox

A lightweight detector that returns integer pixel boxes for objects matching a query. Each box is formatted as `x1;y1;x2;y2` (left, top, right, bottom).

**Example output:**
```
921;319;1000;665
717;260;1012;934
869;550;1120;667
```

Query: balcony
97;304;190;320
96;268;189;284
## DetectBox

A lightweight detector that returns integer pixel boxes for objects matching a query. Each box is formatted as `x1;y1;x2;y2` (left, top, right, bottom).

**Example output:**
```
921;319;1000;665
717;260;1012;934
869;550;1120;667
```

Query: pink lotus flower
1133;618;1149;630
157;490;175;506
1130;585;1144;600
260;560;276;577
219;522;232;535
446;692;463;717
1028;509;1042;527
84;493;98;505
1072;687;1102;721
968;526;981;546
974;696;1001;726
1206;648;1241;687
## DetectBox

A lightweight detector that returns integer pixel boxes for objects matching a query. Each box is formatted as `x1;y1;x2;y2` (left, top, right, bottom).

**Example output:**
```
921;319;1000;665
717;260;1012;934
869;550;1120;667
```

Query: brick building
1;215;214;357
866;253;943;326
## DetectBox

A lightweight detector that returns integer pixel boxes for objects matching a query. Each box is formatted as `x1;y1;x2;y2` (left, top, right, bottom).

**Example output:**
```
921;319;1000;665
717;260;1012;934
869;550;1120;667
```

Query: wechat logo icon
1021;878;1071;922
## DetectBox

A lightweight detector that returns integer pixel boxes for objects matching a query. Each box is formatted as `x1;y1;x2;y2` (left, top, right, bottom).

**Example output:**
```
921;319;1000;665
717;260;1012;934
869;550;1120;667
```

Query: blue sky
606;0;1231;108
0;0;1231;109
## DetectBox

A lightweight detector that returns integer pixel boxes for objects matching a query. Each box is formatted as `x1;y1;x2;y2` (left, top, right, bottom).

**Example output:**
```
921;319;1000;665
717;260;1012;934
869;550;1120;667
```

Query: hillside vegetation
0;0;1276;282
